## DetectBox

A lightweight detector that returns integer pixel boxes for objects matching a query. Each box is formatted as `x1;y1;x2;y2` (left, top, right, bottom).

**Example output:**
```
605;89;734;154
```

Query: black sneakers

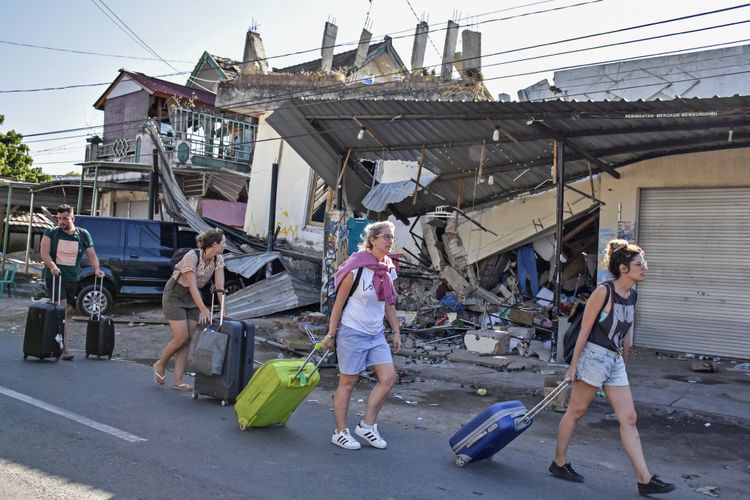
638;475;676;496
548;461;584;482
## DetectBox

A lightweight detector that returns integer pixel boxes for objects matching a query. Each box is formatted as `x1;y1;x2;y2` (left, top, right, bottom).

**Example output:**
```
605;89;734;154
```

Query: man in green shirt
40;204;104;360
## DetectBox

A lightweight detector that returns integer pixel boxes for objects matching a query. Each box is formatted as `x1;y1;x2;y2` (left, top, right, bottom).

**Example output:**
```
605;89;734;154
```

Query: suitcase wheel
220;400;228;407
191;393;198;400
85;354;90;359
455;455;470;468
107;355;112;360
23;354;27;359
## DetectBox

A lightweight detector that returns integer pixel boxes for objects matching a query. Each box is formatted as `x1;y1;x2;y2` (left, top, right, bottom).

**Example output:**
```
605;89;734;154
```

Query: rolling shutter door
635;187;750;359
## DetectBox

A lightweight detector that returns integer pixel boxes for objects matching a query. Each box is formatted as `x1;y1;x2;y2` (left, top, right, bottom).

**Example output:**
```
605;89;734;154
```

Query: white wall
244;115;320;250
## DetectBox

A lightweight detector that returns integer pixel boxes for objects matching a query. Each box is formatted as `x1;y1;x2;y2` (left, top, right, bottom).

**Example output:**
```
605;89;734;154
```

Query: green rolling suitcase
234;344;331;429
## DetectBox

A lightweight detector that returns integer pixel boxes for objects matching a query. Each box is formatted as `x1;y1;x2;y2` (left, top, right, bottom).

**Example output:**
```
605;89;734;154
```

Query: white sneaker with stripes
355;422;387;449
331;428;361;450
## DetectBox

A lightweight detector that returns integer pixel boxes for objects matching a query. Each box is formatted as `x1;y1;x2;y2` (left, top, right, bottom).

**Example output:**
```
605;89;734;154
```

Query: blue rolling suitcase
449;380;570;467
192;293;255;406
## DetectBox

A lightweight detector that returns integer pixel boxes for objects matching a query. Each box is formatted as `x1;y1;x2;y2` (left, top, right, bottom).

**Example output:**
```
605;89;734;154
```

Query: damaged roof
94;69;216;110
267;95;750;219
273;37;406;76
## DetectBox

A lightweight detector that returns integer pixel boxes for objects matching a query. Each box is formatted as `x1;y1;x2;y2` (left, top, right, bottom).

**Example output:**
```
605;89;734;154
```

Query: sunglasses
375;234;395;241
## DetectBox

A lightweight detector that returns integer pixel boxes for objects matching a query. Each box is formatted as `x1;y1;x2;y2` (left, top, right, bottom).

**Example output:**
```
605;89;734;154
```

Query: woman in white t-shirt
323;221;402;450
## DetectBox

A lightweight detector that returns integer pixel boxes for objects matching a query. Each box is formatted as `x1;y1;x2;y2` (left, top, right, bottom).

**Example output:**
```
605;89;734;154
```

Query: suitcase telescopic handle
520;379;571;425
290;342;332;385
210;285;227;326
89;275;105;320
49;274;62;305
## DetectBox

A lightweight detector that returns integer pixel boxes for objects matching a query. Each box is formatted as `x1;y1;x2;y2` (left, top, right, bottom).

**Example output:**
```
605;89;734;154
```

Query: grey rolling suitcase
192;291;255;406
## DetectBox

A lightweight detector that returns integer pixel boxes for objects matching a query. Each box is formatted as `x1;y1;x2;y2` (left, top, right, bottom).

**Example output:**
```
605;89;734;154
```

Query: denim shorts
575;342;629;388
336;325;393;375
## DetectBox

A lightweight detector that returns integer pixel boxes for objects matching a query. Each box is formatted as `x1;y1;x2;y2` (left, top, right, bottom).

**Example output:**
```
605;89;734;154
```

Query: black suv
74;216;240;315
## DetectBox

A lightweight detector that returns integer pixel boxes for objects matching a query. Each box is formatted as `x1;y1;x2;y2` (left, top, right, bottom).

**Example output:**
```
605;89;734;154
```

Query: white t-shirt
340;267;397;335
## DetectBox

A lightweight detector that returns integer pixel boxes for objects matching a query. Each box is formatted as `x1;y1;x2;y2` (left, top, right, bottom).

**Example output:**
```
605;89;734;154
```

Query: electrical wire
0;40;194;63
6;2;740;98
18;37;750;143
88;0;213;93
14;5;750;137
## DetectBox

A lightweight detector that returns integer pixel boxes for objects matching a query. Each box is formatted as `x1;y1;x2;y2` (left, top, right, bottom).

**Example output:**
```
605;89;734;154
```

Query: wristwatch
325;333;336;339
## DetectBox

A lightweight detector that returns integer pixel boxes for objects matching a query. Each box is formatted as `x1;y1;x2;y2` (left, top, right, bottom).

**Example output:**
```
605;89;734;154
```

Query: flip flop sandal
61;354;74;361
153;364;166;385
170;383;193;392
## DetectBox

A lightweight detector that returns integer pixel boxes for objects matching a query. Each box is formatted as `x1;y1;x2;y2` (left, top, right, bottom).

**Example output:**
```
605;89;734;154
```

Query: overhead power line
18;34;750;142
0;40;194;63
7;2;746;101
15;5;750;137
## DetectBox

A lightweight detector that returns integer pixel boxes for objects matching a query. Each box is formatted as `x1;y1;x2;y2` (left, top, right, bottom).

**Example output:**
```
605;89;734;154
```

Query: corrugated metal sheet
146;123;243;253
226;272;319;319
361;169;437;211
267;96;750;218
224;252;283;278
635;187;750;359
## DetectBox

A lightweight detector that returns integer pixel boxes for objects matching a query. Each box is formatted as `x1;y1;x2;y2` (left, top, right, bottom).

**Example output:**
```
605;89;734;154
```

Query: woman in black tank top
548;239;675;496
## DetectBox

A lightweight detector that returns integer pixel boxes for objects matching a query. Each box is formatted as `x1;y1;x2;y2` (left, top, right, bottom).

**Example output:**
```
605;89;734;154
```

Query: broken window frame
306;171;334;227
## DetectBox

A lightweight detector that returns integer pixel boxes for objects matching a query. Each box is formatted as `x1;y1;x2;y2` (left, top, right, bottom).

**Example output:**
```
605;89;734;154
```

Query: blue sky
1;0;748;175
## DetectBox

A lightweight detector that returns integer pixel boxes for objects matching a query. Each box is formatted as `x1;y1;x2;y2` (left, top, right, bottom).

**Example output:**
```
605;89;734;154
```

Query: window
306;172;334;226
126;222;172;251
177;227;198;248
77;219;122;248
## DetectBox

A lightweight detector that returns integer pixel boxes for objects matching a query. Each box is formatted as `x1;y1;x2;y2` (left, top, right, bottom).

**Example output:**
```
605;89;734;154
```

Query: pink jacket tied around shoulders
334;250;397;305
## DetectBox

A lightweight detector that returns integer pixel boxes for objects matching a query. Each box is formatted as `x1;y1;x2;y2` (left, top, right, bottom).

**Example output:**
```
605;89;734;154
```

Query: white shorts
336;325;393;375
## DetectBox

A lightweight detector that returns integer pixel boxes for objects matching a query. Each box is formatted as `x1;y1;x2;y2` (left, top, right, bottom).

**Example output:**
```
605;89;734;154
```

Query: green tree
0;114;51;183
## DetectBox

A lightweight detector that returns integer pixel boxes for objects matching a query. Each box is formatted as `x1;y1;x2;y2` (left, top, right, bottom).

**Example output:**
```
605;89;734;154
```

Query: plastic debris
695;486;720;497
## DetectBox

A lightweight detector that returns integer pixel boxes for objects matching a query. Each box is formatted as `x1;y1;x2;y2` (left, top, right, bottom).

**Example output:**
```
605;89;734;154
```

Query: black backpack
170;248;200;271
322;267;363;315
562;282;611;364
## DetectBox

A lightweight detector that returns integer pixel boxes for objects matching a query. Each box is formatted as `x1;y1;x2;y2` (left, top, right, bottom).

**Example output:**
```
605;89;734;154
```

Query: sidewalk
394;345;750;428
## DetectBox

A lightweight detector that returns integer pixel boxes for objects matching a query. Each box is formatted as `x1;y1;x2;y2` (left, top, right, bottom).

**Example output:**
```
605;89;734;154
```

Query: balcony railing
169;108;257;165
93;109;257;168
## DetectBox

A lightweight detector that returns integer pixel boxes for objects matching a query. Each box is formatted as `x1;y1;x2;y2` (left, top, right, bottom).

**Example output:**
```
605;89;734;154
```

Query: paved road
1;333;746;499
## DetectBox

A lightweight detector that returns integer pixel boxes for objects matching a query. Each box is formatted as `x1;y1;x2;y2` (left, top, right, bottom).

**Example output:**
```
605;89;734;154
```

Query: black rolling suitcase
192;291;255;406
85;276;116;359
23;275;64;361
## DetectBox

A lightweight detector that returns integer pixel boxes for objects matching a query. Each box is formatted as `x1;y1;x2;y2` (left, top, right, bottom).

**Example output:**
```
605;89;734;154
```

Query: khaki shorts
162;278;199;322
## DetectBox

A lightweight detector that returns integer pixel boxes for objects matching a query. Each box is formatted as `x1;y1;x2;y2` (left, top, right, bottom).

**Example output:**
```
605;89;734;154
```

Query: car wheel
77;283;114;316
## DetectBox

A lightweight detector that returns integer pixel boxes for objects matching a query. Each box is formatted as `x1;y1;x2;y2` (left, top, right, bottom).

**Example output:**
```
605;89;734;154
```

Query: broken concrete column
411;21;429;73
353;28;372;72
241;30;268;77
440;20;459;82
443;217;478;285
321;21;338;73
461;29;481;80
442;265;504;306
421;219;447;270
441;265;475;298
